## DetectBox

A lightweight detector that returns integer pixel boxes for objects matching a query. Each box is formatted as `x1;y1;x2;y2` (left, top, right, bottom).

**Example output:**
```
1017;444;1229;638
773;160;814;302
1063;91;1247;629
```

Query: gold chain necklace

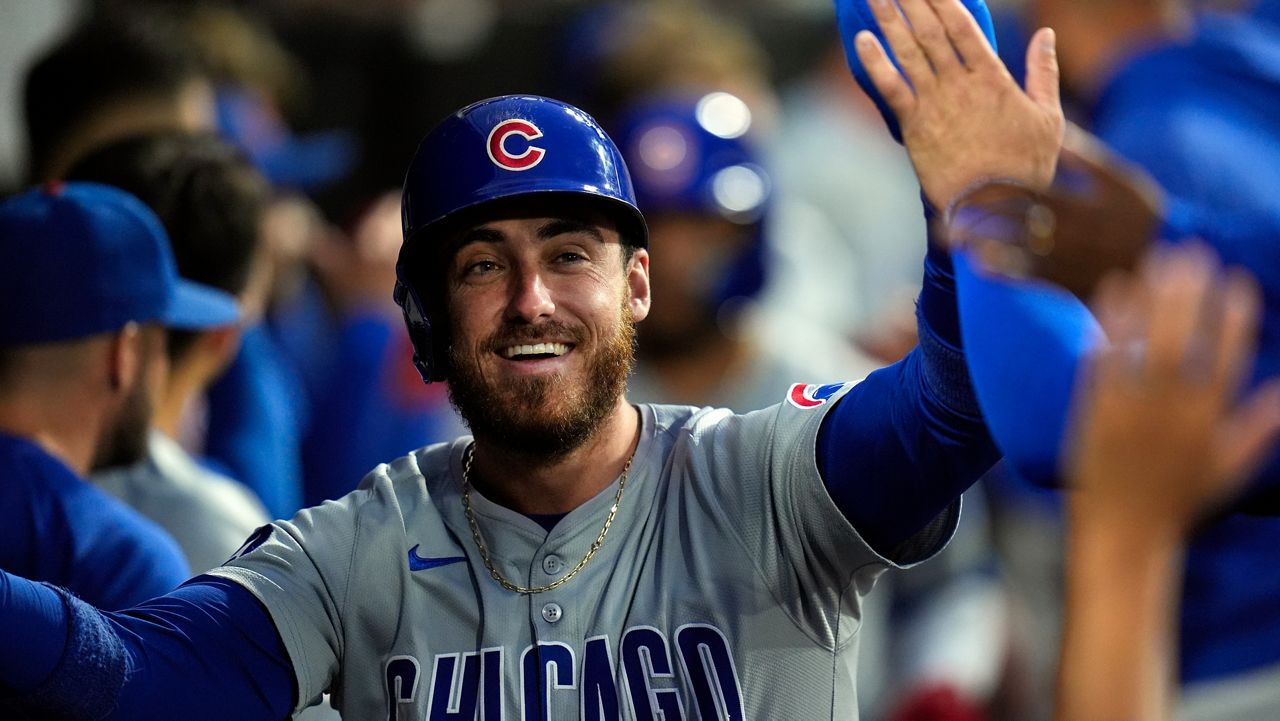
459;443;632;595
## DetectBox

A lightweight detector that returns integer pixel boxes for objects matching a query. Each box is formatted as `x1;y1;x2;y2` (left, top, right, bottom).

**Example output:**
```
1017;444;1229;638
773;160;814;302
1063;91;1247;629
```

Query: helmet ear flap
394;272;445;383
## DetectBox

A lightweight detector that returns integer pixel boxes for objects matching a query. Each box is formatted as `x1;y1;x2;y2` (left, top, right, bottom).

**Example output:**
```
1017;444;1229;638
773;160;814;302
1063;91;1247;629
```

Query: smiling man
0;0;1067;717
439;201;644;474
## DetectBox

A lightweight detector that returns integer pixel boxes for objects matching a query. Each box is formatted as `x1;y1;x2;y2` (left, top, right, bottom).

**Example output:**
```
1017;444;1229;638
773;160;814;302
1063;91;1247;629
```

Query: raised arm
1056;246;1280;721
817;0;1064;553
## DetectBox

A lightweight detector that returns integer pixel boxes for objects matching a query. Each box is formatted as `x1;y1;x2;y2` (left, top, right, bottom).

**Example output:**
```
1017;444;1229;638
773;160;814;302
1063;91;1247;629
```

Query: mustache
483;321;586;352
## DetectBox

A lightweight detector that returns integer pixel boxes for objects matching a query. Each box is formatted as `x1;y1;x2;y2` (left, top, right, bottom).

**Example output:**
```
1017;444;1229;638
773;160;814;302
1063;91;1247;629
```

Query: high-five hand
854;0;1065;210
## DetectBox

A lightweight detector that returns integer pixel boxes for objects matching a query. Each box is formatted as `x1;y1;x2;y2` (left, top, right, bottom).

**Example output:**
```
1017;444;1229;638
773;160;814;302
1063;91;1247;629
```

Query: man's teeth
501;342;569;359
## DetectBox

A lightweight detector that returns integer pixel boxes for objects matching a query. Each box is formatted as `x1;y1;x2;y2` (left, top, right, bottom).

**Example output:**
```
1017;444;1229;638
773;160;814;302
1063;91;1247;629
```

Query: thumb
1024;27;1062;113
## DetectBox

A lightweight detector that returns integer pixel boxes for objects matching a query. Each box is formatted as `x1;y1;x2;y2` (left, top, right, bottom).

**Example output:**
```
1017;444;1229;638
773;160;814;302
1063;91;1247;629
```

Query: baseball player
0;182;240;611
0;1;1063;718
68;133;274;575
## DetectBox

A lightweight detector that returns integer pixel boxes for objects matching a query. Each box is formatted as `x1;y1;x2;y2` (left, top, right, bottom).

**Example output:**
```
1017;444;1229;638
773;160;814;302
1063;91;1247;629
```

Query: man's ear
105;323;142;395
197;326;243;377
627;248;652;322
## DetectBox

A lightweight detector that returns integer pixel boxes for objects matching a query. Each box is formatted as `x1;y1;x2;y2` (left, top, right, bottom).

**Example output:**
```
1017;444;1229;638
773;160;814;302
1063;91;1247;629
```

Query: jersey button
542;555;563;575
541;602;563;623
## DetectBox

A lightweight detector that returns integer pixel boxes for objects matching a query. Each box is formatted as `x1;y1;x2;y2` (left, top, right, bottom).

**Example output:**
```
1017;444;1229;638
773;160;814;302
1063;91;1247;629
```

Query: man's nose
506;266;555;322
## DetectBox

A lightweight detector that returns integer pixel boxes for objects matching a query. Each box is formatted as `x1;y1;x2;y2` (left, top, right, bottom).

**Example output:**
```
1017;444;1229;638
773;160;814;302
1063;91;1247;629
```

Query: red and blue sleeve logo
487;118;546;171
786;382;845;409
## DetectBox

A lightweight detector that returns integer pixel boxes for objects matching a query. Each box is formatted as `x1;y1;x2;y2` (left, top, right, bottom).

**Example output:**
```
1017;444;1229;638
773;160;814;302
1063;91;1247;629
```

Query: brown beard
91;365;153;471
446;298;636;460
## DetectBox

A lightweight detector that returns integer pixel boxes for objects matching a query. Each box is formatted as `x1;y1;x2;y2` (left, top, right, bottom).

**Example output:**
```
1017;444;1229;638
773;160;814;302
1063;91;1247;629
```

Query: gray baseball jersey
93;431;270;574
210;393;959;720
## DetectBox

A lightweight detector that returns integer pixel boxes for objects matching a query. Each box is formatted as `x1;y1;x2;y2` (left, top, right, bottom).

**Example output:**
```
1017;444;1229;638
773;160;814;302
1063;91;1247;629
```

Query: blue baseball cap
216;86;358;191
0;182;241;345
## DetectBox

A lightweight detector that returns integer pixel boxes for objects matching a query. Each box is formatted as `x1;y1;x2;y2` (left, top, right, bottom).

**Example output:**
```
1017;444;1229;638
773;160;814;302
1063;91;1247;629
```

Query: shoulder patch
786;382;845;409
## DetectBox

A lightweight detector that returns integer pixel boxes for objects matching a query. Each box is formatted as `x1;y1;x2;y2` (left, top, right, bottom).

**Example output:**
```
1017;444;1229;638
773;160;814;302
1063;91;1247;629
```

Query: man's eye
463;260;499;276
557;251;586;263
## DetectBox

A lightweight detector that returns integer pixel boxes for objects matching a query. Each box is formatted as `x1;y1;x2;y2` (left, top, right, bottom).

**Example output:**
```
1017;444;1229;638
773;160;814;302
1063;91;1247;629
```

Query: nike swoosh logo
408;544;466;572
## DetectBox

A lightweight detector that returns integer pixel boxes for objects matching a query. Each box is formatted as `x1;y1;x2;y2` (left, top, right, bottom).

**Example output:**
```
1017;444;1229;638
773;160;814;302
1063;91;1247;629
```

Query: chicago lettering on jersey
382;623;744;720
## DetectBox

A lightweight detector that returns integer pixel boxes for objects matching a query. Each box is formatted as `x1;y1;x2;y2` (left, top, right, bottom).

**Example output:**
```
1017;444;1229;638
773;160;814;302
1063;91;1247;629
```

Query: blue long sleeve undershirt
818;210;999;555
1;572;294;720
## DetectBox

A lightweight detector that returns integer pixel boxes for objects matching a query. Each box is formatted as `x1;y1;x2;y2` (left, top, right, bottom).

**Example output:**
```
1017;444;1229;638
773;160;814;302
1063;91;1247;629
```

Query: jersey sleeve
207;453;428;715
205;480;373;713
205;519;343;712
685;387;951;648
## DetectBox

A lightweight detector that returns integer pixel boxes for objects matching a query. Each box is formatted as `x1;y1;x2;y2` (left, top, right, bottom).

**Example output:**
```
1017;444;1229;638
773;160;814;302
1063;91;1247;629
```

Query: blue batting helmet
613;91;771;307
395;95;648;383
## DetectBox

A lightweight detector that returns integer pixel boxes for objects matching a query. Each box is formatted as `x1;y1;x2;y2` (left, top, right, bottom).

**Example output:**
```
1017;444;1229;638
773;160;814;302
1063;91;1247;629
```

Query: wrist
1067;504;1186;566
942;178;1039;226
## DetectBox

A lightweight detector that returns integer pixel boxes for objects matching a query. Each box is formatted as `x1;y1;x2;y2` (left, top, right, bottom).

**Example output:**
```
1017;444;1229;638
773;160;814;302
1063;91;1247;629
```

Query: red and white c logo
487;119;546;171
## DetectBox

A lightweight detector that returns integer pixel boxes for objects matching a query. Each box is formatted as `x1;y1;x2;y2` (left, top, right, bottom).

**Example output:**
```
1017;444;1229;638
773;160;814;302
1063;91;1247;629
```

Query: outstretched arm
0;571;295;720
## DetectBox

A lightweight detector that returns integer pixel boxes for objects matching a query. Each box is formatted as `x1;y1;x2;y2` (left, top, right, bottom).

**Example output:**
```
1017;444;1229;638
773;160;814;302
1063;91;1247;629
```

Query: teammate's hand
945;126;1164;300
1065;244;1280;538
853;0;1064;210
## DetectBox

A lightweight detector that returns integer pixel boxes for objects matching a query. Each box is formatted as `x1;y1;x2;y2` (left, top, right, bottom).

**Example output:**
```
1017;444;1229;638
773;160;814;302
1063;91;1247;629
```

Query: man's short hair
65;133;269;361
23;12;205;182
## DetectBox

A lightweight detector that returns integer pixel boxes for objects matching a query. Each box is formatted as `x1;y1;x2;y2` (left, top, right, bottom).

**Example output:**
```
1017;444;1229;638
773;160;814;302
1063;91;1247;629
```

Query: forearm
1;571;125;719
1;573;295;720
0;572;70;693
1056;514;1183;721
820;211;998;553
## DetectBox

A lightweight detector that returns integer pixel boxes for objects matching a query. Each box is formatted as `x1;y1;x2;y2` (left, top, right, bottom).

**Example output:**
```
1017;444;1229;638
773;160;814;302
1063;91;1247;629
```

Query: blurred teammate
65;133;273;575
0;182;241;610
1058;246;1280;721
840;0;1280;716
618;92;879;409
23;11;215;183
767;40;926;363
1003;2;1280;715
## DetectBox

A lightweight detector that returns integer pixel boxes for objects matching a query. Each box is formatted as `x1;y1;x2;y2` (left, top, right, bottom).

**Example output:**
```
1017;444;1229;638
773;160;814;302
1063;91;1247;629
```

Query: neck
642;330;745;406
154;360;205;439
0;395;105;476
469;399;641;515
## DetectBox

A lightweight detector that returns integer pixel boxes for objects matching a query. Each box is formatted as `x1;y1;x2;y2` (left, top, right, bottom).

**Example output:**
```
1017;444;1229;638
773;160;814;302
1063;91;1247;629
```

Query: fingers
1142;245;1216;382
1209;270;1263;400
895;0;963;75
1092;269;1141;345
926;0;1000;70
1024;28;1063;115
1089;267;1147;383
864;0;936;89
1214;379;1280;487
855;31;918;119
